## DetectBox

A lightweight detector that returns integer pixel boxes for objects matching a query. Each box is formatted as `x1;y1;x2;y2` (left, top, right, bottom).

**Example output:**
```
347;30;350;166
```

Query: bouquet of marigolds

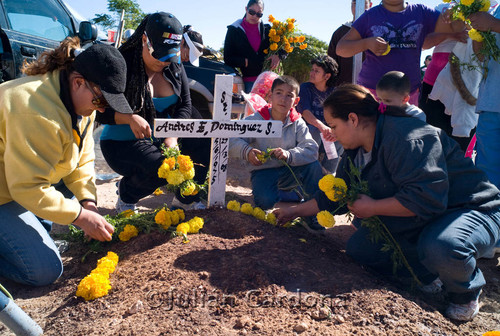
157;145;204;198
262;15;307;74
316;160;423;286
444;0;500;63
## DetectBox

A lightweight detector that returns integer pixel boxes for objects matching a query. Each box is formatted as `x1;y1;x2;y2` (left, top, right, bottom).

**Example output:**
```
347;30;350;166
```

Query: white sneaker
116;196;137;214
419;278;443;294
446;298;480;321
171;196;206;210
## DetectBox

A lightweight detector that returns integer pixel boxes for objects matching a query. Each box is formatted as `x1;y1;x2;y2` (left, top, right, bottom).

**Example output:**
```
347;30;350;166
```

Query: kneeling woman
274;84;500;321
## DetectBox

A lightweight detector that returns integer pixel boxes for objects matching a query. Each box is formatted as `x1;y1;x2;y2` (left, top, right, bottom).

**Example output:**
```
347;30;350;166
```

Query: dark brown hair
271;75;300;95
376;71;410;95
310;55;338;87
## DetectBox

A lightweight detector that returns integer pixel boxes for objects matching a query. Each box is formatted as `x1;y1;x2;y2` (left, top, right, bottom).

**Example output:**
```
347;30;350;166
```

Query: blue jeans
347;208;500;304
476;111;500;189
251;161;323;209
0;201;63;286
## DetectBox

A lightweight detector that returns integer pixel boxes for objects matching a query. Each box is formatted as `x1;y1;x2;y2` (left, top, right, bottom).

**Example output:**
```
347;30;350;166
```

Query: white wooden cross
154;74;282;207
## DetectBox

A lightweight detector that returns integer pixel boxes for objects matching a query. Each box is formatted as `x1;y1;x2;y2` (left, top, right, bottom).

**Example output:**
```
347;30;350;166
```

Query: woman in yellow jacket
0;38;132;286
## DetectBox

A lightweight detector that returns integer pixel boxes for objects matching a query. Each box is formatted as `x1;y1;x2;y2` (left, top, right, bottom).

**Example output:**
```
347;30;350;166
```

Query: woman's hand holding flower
469;11;499;32
366;37;389;56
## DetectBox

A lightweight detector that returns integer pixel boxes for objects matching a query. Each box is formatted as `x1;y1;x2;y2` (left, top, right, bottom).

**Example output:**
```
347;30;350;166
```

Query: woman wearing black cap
0;38;132;286
97;12;210;213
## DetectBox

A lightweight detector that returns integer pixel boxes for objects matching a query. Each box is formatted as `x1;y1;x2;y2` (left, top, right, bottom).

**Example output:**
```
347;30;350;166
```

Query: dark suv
0;0;96;83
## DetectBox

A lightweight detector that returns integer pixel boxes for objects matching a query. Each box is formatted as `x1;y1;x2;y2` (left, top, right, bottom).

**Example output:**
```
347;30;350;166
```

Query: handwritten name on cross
154;75;282;207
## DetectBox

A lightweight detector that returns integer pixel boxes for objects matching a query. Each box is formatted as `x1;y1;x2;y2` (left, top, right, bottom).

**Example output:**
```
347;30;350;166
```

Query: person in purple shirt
336;0;454;105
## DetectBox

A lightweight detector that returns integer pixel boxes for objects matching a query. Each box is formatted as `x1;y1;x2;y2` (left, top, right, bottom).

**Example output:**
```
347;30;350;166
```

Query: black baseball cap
73;43;133;114
145;12;183;63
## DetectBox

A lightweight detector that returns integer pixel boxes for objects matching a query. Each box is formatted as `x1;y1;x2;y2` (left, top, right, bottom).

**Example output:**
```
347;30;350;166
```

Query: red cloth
423;52;450;86
258;105;301;122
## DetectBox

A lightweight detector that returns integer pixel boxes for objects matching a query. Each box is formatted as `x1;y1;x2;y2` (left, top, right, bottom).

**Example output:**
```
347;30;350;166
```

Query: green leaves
92;0;145;30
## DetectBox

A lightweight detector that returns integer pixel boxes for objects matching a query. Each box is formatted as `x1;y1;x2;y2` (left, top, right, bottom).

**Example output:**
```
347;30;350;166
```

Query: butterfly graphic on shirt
370;20;423;50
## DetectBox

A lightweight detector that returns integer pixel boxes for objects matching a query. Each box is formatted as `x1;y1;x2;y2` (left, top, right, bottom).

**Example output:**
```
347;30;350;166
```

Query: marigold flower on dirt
227;200;241;212
253;207;266;221
166;170;186;185
155;209;172;229
170;210;180;226
120;209;135;218
175;208;185;221
93;259;116;275
265;212;277;225
76;273;111;301
317;211;336;228
187;216;204;233
118;224;139;242
176;222;190;235
469;28;484;42
483;332;500;336
241;203;254;215
104;251;119;264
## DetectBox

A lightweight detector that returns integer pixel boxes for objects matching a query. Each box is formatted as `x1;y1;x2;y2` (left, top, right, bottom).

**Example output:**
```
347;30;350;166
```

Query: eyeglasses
85;80;109;109
247;9;263;18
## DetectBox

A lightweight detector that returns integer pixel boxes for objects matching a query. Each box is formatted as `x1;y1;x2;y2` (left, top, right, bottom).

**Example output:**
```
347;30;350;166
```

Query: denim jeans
250;161;323;209
476;111;500;189
347;208;500;304
0;201;63;286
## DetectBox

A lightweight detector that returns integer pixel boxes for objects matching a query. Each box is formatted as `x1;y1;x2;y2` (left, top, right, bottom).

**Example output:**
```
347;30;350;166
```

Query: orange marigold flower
299;43;308;50
298;35;306;43
270;43;278;51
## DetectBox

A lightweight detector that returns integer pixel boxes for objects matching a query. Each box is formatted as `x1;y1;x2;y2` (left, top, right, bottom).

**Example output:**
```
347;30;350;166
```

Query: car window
4;0;74;41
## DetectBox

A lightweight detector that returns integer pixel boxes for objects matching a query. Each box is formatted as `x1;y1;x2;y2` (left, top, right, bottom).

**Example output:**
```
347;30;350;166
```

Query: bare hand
129;114;151;139
452;29;470;43
269;55;280;70
74;208;114;242
366;37;389;56
248;148;264;166
347;194;376;219
469;12;496;32
273;205;298;225
270;147;289;161
318;123;336;142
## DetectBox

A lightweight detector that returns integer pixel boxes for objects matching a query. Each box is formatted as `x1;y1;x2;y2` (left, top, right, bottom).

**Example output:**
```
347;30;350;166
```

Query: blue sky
64;0;442;61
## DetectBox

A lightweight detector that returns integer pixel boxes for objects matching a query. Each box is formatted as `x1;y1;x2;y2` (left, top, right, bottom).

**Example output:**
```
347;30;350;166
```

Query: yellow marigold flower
286;47;294;53
268;14;275;22
182;167;195;181
169;210;180;226
481;0;490;11
94;258;117;275
318;175;336;192
325;179;348;201
272;35;280;43
273;21;279;28
118;224;139;242
298;35;306;43
187;216;204;233
456;11;466;21
460;0;474;5
265;212;277;226
177;155;194;173
181;180;196;196
269;29;276;36
175;208;185;221
155;209;171;229
241;203;254;215
287;23;294;31
299;43;308;50
166;170;185;186
483;332;500;336
442;0;451;2
227;200;241;212
76;273;111;301
317;211;336;228
158;157;176;179
104;251;119;264
176;222;190;235
270;43;278;51
153;188;164;196
263;49;268;54
120;209;135;218
282;36;288;43
381;44;391;56
256;152;268;163
253;207;266;221
469;28;484;42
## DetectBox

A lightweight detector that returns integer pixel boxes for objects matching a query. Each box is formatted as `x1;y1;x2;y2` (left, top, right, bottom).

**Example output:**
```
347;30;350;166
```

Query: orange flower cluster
264;15;307;56
76;251;119;301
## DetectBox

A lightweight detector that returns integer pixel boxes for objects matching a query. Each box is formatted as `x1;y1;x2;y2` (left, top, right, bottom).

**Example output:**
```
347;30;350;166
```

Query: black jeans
100;137;211;204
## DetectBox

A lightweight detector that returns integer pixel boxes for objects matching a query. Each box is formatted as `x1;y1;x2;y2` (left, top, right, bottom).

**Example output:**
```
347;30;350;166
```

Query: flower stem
280;159;309;199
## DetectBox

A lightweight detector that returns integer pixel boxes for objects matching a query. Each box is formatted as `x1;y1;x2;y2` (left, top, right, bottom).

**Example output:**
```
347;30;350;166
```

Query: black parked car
0;0;97;83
